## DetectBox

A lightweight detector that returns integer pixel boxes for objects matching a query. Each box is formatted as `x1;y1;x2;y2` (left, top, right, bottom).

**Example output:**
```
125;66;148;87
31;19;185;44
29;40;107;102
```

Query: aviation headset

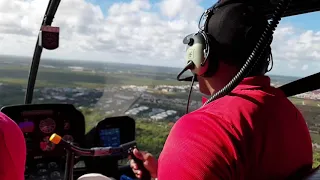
181;0;273;79
179;0;274;113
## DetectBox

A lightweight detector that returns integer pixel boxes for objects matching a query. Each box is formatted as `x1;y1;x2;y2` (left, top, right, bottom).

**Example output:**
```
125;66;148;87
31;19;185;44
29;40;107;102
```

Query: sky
0;0;319;77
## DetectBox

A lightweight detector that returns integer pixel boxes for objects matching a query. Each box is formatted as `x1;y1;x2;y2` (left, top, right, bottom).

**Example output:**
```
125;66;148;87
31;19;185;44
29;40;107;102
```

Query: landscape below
0;55;319;167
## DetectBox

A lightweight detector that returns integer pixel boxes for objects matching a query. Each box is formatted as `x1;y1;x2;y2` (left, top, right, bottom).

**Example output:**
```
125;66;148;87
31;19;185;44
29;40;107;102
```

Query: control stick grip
128;147;151;180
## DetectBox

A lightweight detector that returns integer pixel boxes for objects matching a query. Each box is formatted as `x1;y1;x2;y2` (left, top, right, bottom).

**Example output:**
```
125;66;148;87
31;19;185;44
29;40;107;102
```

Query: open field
0;55;192;88
0;66;190;88
289;97;320;107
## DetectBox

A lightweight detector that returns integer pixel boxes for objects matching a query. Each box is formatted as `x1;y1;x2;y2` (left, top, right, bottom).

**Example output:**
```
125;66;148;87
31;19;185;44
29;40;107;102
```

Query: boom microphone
176;61;195;81
178;75;198;82
49;133;135;157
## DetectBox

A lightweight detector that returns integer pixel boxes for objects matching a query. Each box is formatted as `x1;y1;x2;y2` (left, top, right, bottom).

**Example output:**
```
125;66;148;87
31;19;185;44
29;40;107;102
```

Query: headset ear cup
185;33;209;76
200;33;220;77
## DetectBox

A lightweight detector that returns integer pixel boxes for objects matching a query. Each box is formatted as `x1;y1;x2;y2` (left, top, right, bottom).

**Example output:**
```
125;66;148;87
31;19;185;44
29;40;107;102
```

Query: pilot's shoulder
172;109;231;135
0;111;15;126
0;111;9;120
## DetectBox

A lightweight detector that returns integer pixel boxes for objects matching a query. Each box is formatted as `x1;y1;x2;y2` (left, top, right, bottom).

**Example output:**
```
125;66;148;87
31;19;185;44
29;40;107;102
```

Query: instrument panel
0;104;86;180
17;110;67;156
20;110;74;155
1;104;85;156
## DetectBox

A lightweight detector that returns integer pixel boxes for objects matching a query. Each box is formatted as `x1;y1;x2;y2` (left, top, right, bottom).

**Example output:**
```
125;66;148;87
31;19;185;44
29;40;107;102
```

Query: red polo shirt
0;112;26;180
158;75;313;180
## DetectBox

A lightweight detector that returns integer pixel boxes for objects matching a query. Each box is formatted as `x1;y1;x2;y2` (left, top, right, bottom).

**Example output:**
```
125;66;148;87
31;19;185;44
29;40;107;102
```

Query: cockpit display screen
99;128;121;147
18;121;35;133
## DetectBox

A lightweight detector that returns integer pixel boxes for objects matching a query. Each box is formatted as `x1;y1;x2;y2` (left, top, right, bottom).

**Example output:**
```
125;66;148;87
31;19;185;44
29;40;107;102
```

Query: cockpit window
0;0;319;165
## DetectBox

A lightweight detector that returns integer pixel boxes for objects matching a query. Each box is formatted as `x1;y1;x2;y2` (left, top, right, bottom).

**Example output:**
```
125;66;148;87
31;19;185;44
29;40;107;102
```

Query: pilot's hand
129;148;158;179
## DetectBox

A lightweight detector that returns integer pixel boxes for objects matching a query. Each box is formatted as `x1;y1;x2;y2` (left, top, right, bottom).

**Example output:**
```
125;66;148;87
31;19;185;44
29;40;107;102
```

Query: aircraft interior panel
1;104;85;180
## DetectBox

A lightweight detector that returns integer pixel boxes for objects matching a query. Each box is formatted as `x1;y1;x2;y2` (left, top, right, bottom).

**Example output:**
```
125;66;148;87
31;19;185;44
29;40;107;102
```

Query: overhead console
0;104;86;180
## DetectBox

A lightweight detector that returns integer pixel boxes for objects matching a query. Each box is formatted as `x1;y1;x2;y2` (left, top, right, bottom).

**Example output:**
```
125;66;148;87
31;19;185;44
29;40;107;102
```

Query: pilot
0;112;26;180
129;1;313;180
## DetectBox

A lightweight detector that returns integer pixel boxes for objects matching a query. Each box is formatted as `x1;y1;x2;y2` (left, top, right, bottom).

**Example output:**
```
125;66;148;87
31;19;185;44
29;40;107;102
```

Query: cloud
302;64;309;71
0;0;319;76
158;0;203;20
0;0;202;67
271;26;320;63
288;63;296;69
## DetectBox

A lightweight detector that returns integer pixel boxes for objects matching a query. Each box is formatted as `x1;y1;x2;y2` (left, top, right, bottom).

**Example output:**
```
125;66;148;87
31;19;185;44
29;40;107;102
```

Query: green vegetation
80;108;106;132
314;152;320;168
289;97;320;107
0;65;189;88
135;120;172;158
311;133;320;144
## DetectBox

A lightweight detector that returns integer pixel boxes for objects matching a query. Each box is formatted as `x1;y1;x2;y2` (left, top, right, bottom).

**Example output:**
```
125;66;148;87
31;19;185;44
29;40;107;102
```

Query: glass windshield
0;0;319;164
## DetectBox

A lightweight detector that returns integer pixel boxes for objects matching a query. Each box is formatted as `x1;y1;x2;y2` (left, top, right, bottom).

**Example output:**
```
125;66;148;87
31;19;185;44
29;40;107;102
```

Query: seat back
0;112;26;180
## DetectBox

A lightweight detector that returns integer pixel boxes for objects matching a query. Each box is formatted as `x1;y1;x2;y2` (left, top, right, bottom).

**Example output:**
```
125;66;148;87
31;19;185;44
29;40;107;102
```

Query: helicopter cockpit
0;0;319;179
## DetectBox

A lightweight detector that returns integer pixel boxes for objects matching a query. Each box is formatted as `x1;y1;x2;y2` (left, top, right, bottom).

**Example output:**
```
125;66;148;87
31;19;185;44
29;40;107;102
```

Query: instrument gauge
64;121;70;130
39;118;56;134
48;162;58;169
37;168;48;175
40;136;55;151
36;163;45;169
50;171;61;179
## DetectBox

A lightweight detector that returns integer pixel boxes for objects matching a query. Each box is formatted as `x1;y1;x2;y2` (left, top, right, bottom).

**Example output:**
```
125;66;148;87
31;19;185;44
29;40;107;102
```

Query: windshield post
24;0;61;104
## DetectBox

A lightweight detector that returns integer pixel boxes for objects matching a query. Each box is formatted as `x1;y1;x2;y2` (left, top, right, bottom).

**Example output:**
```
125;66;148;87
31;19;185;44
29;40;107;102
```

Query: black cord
267;52;274;72
186;74;196;114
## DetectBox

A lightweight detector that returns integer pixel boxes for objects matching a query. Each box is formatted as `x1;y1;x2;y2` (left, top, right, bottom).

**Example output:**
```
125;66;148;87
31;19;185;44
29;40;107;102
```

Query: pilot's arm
157;112;243;180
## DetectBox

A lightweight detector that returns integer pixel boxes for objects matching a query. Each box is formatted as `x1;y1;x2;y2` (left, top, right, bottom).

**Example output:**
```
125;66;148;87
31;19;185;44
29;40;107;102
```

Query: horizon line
0;54;305;78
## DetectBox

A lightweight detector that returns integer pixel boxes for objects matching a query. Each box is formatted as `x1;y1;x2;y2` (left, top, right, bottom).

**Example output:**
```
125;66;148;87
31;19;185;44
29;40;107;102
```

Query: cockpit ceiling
248;0;320;19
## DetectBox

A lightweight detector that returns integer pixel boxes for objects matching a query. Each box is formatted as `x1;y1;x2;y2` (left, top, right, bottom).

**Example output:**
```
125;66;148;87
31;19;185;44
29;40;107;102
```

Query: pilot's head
191;1;272;96
0;112;26;180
